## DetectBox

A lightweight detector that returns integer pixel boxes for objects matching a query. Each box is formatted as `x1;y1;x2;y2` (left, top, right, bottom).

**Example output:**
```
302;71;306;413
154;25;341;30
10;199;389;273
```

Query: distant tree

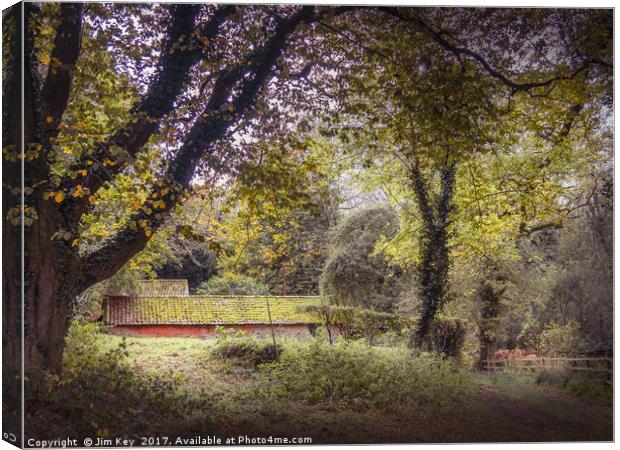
156;246;216;292
196;273;269;296
211;137;341;295
320;205;404;312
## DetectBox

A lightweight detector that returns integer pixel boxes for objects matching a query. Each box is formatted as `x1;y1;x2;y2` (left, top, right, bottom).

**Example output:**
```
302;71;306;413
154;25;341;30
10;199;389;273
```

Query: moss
107;295;322;325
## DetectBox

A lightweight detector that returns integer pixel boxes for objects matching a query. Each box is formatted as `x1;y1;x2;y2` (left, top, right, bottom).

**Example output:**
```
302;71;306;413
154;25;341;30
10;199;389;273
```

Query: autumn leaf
54;192;66;203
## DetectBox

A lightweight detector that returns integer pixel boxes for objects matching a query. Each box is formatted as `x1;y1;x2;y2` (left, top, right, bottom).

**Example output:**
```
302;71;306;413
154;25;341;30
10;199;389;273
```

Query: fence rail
485;355;613;385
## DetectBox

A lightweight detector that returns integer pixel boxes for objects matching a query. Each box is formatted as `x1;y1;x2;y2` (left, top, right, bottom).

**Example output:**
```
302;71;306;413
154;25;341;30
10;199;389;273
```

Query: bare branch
378;7;593;94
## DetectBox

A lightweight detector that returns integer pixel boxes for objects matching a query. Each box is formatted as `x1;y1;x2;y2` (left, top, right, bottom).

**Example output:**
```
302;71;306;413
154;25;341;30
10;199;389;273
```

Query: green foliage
211;336;282;369
27;323;212;439
538;322;585;355
320;205;404;311
536;371;612;405
196;273;269;296
209;138;340;296
255;339;474;411
305;304;411;345
72;265;150;321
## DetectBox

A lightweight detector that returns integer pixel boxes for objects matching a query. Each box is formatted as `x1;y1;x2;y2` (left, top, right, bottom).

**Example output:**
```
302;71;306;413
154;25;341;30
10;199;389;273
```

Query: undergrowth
211;336;282;369
536;370;612;405
25;323;214;440
246;338;475;412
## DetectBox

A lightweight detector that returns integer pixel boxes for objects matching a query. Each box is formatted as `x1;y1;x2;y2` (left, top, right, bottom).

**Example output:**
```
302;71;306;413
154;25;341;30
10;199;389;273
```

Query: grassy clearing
27;327;613;443
99;333;612;442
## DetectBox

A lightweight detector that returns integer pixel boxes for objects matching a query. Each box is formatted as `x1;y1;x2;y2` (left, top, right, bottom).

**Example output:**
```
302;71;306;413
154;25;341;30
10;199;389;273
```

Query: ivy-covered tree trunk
409;156;457;349
475;274;507;370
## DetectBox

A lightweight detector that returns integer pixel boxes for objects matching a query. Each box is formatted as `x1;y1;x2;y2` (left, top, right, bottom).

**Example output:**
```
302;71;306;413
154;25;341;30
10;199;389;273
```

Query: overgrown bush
305;304;411;344
212;337;283;368
254;339;474;411
196;272;269;295
26;323;213;440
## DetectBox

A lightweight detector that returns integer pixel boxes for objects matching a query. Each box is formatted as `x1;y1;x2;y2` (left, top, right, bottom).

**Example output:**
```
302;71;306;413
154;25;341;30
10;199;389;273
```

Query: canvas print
2;1;613;447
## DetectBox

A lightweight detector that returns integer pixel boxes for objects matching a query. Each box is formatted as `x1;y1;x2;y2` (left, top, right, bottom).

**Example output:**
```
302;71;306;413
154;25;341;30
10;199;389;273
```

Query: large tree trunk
409;156;457;349
2;201;23;444
3;200;81;378
3;201;81;446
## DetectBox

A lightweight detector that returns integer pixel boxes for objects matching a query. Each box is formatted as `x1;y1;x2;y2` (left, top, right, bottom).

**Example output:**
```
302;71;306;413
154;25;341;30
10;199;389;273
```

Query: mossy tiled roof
136;279;189;296
105;295;321;326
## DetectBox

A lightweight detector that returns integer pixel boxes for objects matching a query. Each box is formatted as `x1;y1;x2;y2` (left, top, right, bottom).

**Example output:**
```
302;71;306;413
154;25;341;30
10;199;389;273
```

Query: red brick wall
105;323;315;340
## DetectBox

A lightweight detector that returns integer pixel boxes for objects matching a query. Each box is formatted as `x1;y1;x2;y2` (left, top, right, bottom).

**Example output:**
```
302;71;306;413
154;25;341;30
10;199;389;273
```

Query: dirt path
476;381;612;442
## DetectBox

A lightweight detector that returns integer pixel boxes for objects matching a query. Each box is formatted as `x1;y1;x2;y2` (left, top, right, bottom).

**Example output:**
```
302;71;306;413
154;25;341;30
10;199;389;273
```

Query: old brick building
104;280;321;339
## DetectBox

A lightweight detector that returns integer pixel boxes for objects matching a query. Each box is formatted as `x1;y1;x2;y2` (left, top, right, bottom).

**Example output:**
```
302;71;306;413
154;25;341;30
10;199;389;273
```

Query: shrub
536;370;612;404
538;321;586;355
212;337;283;368
564;374;612;403
305;304;412;344
255;339;474;411
196;272;269;295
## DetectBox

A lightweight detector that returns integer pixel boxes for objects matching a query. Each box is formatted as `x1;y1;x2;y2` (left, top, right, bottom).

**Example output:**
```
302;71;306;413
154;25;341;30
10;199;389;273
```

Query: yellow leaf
54;192;65;203
46;116;53;124
72;185;84;198
80;169;87;176
145;229;152;237
71;239;79;247
88;195;96;204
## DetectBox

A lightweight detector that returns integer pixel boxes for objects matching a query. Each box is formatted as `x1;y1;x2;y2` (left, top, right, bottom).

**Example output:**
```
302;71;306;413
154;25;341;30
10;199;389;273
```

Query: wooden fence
485;356;613;385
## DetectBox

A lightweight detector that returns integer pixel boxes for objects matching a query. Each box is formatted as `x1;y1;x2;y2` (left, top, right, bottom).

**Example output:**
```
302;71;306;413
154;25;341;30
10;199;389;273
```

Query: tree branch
410;156;436;231
40;3;83;139
378;7;593;94
66;5;235;216
79;6;319;288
